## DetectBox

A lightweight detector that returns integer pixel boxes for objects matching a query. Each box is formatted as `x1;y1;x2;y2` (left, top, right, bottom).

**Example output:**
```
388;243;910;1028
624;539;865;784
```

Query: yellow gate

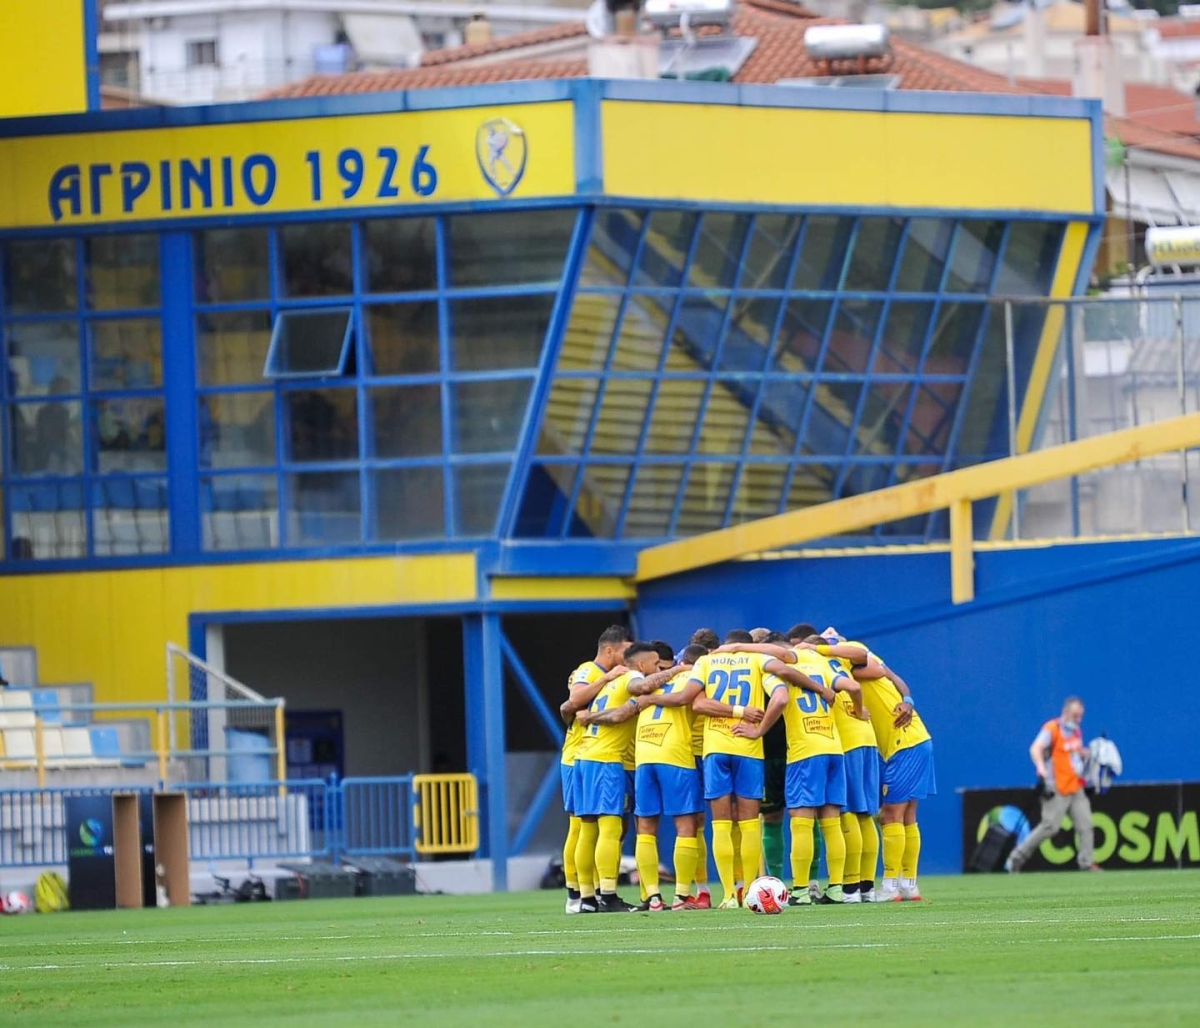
412;773;480;855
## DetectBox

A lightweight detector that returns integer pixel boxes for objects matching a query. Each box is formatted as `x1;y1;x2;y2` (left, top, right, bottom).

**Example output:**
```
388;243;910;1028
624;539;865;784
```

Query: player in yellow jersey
686;628;720;908
557;625;631;913
577;644;708;911
691;630;824;909
822;630;934;903
574;642;685;913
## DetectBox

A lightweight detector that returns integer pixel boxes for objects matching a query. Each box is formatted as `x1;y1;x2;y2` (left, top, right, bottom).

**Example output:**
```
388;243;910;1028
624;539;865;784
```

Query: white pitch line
1087;933;1200;943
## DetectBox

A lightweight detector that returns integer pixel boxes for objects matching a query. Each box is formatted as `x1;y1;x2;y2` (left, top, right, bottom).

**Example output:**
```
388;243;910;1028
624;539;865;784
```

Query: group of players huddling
558;624;935;912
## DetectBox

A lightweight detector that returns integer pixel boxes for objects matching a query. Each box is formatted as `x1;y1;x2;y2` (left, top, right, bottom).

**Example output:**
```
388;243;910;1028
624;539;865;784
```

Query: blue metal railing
0;776;425;869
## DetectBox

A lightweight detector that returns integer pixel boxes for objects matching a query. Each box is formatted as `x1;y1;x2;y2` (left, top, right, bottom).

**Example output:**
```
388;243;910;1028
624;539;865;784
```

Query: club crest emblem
476;117;527;197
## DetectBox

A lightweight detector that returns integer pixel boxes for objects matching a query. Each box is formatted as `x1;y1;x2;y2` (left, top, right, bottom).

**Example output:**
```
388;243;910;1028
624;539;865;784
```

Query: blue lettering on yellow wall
121;162;151;213
49;165;82;221
242;154;277;207
181;158;212;210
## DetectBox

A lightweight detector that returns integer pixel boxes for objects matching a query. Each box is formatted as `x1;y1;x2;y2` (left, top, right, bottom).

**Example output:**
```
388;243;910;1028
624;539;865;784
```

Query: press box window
263;308;354;379
187;40;219;68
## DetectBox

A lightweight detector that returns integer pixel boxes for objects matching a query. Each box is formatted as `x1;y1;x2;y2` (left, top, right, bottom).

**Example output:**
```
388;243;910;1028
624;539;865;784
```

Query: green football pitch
2;872;1198;1028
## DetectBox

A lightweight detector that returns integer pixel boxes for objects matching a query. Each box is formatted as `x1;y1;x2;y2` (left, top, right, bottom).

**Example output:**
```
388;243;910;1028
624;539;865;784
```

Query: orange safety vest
1044;719;1086;796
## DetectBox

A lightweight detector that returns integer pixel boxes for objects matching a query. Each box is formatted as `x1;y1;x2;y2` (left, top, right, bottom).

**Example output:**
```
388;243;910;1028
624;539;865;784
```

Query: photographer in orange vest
1005;697;1100;873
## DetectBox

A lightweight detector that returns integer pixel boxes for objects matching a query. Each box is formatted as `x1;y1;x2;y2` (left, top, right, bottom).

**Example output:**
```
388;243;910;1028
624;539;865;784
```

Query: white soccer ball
2;891;32;915
745;876;789;914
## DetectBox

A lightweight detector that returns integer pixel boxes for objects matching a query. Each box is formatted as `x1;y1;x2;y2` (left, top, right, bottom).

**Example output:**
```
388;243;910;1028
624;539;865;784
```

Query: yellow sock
790;816;815;889
673;837;699;902
695;827;709;890
736;819;762;891
635;834;660;897
575;820;599;898
564;816;581;891
902;823;921;880
711;820;736;902
819;817;846;887
858;814;879;885
731;820;744;885
840;812;863;887
596;815;623;893
882;822;905;881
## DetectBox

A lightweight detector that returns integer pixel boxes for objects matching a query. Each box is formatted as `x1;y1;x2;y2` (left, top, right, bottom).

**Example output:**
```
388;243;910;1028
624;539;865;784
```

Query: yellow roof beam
636;411;1200;584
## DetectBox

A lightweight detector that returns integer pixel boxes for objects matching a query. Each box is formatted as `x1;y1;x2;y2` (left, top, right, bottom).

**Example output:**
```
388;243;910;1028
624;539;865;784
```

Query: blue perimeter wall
635;536;1200;875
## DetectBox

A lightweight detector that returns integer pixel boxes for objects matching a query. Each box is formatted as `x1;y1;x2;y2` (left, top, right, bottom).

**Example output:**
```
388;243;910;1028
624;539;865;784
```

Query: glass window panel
622;462;684;538
749;384;799;456
894;219;954;293
675;293;727;360
946;221;1005;294
954;314;1009;463
8;481;85;559
10;401;83;475
452;378;532;454
791;215;854;291
570;462;629;538
449;294;553;371
995;221;1065;296
367;302;439;376
91;477;169;556
286;388;359;462
86;234;160;310
858;382;913;454
731;463;788;522
281;222;353;297
5;322;82;395
0;487;4;558
825;299;885;374
448;209;575;287
4;239;77;314
927;302;985;370
195;228;270;303
636;210;698;289
365;217;437;293
785;464;835;511
89;319;162;390
199;392;276;469
878;302;934;374
903;386;957;456
845;217;905;292
688;213;752;292
538;377;599;457
557;293;618;373
513;461;576;538
676;462;736;534
809;381;863;454
373;466;445;541
287;470;361;545
644;380;700;455
370;383;442;459
612;298;670;372
94;397;166;473
589;379;653;456
202;474;279;552
265;309;352;377
739;214;802;291
580;210;644;287
725;297;781;365
696;380;754;455
774;298;833;371
197;311;272;386
454;463;509;536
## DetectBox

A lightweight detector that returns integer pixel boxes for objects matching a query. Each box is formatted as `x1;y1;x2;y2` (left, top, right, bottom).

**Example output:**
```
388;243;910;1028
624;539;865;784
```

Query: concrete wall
635;536;1200;875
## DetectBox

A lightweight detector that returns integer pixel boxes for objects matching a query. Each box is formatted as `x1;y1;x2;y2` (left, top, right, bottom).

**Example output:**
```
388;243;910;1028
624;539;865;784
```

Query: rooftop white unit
803;24;890;62
644;0;735;30
1145;226;1200;267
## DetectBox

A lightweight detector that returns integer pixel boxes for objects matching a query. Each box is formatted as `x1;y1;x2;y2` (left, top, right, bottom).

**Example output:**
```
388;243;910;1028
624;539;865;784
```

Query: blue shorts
703;753;764;802
882;739;937;804
785;753;847;810
635;763;703;818
575;759;631;817
843;745;881;815
560;762;576;814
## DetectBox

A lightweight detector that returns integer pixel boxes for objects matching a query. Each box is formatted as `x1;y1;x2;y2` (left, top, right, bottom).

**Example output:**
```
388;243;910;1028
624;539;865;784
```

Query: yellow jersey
561;660;609;766
819;654;877;753
779;651;843;763
635;669;697;770
690;706;705;761
689;652;783;760
578;670;640;770
847;641;931;760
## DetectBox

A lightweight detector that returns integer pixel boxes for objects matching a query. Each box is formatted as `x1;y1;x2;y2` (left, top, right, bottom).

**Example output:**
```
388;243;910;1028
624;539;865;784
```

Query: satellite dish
586;0;614;39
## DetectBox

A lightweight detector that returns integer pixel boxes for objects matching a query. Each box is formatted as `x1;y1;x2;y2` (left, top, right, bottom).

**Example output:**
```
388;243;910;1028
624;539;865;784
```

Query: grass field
2;872;1198;1027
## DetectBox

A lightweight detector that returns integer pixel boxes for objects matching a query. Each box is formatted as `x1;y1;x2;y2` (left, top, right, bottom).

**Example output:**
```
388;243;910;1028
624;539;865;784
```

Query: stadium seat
32;689;62;723
89;725;122;760
0;689;37;729
62;726;96;767
2;728;35;762
40;726;65;765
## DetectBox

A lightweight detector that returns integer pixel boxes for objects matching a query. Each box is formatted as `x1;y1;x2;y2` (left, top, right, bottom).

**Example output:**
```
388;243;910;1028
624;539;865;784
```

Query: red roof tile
421;21;589;66
1154;17;1200;38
